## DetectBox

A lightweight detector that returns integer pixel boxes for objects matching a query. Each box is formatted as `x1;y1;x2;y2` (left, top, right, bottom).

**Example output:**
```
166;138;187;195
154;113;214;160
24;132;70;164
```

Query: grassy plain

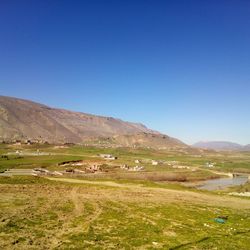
0;143;250;249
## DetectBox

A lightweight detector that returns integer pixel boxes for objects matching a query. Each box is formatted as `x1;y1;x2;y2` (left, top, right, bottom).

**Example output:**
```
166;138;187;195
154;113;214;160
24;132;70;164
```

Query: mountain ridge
192;141;250;151
0;96;185;148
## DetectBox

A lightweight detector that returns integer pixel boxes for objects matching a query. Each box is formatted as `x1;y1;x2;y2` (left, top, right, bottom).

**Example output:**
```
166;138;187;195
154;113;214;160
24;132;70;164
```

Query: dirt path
47;177;143;188
50;185;103;249
82;201;102;232
70;186;83;215
70;186;103;230
47;177;250;210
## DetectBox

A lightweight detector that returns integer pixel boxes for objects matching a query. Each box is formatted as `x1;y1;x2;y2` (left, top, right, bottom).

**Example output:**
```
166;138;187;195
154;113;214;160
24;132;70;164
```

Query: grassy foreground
0;144;250;249
0;176;250;250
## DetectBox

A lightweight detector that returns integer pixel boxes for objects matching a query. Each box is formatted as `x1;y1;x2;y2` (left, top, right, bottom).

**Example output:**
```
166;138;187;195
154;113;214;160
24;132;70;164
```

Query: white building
152;160;158;166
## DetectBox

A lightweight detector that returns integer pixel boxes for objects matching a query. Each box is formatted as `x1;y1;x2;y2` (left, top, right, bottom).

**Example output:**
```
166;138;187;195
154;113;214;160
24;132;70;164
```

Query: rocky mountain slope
0;96;186;148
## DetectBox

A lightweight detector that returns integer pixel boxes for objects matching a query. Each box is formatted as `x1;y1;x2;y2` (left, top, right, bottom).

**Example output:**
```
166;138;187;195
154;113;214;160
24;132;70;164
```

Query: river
197;175;249;191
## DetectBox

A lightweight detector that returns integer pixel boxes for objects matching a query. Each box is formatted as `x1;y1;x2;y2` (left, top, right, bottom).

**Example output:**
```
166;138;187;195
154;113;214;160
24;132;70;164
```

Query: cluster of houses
85;164;101;173
135;159;188;168
63;164;102;174
163;160;191;169
34;164;103;176
99;154;117;160
120;164;144;171
2;139;49;145
204;162;216;168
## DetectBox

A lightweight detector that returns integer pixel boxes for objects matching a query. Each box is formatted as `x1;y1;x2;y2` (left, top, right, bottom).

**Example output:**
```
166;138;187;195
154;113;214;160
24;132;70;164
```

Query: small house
205;162;214;168
152;160;158;166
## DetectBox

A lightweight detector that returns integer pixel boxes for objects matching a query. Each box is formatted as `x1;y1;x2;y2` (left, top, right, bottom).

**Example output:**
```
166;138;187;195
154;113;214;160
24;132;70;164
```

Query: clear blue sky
1;0;250;144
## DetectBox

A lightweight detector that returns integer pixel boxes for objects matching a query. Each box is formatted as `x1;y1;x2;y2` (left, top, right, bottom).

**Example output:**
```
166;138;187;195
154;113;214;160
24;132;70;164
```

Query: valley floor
1;144;250;249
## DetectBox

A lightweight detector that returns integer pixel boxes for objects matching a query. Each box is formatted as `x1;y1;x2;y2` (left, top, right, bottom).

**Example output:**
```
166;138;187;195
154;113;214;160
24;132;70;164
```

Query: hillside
112;133;185;149
192;141;249;151
0;96;186;148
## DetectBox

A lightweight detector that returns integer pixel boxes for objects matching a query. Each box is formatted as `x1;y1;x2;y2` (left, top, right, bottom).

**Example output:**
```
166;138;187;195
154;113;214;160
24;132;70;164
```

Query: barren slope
0;96;185;148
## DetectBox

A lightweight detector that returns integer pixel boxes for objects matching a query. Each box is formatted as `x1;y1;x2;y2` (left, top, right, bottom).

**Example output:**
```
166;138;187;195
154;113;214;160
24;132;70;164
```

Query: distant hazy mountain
0;96;186;148
192;141;250;151
244;144;250;151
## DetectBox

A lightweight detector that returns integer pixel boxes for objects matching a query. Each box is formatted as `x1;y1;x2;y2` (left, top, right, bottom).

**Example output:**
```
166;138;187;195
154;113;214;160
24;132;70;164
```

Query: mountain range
0;96;185;148
192;141;250;151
